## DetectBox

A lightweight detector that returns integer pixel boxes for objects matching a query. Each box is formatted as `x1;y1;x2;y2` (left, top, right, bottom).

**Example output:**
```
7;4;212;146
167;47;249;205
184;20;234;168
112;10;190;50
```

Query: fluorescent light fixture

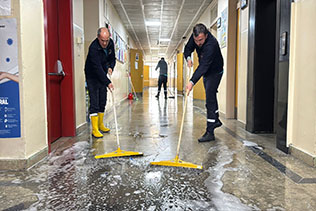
145;21;161;26
159;38;171;42
158;53;166;56
151;47;159;50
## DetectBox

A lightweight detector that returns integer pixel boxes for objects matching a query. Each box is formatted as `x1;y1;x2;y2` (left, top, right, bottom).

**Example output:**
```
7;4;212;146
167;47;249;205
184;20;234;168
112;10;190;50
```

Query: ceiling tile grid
109;0;214;61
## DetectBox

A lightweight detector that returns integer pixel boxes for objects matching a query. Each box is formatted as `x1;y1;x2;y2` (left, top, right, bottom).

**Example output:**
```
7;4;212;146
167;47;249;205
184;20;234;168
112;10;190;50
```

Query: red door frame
43;0;76;152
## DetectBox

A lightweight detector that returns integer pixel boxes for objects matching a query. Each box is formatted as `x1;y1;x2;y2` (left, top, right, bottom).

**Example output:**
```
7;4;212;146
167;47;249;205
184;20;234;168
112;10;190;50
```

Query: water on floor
1;88;316;211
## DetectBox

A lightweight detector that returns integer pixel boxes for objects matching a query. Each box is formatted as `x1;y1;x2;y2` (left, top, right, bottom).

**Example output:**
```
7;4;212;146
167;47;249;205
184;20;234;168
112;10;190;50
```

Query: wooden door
143;65;149;87
130;49;143;93
176;53;183;92
192;50;206;100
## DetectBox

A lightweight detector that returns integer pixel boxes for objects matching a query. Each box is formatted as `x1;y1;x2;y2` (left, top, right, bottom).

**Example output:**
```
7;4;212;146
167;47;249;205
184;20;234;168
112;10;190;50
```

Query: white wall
83;0;99;58
287;0;316;157
217;0;228;116
21;0;47;158
73;0;86;130
237;6;249;124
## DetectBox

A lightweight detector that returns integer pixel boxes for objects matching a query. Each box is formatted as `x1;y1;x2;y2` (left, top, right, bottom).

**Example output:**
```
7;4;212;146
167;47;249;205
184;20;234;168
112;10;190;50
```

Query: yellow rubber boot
98;113;110;133
91;116;103;138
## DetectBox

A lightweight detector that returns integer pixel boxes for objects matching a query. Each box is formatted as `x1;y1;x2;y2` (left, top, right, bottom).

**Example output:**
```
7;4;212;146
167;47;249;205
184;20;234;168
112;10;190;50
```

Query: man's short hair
193;23;208;37
97;28;102;36
97;27;108;37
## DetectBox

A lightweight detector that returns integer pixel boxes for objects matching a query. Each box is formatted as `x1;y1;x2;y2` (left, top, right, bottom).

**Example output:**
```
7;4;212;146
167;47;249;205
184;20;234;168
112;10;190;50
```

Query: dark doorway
246;0;277;133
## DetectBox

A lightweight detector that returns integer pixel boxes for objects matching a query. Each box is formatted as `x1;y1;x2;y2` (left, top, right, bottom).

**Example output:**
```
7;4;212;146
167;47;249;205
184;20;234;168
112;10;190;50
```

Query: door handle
48;72;65;76
48;60;65;76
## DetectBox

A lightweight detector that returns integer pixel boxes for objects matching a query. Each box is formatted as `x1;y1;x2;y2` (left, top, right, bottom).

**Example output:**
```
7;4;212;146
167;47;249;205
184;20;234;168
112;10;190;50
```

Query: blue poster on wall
0;18;21;138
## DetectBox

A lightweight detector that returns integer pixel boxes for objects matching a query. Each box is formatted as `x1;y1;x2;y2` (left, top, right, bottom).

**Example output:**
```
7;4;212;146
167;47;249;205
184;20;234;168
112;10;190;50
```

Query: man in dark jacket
85;27;116;138
184;23;224;142
155;57;168;99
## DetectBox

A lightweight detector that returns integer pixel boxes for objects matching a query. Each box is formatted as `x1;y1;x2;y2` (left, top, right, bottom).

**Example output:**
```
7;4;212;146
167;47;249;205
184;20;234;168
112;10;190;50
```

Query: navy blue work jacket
84;38;116;86
184;31;223;84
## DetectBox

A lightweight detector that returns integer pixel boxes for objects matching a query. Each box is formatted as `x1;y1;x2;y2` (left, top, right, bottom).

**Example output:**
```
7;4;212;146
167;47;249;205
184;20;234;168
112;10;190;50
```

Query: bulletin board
218;7;227;49
106;22;127;63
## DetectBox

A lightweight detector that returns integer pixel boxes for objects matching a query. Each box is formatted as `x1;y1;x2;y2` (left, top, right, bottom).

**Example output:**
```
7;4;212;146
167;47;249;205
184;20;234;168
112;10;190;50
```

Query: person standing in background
155;57;168;99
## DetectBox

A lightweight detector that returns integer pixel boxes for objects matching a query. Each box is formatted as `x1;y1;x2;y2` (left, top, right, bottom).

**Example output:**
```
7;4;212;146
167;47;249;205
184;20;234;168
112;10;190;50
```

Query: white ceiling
109;0;214;62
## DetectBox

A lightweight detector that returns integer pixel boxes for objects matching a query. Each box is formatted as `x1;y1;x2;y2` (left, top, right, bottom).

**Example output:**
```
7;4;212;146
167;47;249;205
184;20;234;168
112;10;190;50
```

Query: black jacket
184;31;223;84
84;38;116;86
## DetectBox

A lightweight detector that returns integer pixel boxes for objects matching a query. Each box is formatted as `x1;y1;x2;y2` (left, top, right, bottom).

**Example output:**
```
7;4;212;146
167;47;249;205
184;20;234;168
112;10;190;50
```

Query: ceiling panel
109;0;214;60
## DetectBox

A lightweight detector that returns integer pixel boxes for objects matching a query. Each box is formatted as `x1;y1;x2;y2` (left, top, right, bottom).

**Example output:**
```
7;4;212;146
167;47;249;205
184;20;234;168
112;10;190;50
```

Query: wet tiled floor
1;88;316;210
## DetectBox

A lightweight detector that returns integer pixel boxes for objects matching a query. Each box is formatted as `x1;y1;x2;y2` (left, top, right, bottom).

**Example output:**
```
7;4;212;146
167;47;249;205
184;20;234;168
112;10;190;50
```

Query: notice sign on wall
218;7;227;48
0;18;21;138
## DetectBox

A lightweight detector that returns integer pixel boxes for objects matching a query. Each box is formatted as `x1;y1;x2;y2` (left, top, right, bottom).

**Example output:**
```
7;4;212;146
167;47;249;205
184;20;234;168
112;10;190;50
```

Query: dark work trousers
87;79;107;115
203;72;223;134
158;75;168;96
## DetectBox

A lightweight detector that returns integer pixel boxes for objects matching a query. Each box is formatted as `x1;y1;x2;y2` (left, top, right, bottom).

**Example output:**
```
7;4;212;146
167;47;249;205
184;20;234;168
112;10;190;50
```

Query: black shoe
198;132;215;142
164;95;167;99
214;120;222;129
155;94;159;98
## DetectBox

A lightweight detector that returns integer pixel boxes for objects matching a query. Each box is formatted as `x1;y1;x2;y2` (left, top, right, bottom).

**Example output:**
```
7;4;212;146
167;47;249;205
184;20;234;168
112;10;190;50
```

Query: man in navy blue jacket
155;57;168;99
184;23;224;142
85;27;116;138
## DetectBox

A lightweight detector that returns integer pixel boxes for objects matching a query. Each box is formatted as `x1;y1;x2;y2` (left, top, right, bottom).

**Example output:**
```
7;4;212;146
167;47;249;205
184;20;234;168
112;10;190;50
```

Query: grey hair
193;23;208;37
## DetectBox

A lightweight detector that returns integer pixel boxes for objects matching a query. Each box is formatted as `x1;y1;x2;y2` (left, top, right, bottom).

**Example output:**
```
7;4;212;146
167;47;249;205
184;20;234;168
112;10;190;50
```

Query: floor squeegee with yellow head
150;67;202;169
95;80;143;159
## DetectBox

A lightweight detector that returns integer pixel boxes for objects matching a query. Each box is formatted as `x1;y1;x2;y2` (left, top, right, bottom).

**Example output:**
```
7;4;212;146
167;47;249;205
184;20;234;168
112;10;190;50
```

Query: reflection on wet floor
1;88;316;210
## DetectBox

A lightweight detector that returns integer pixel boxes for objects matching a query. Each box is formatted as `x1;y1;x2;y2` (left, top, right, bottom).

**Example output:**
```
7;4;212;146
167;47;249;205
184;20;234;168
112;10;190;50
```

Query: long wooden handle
175;90;189;157
175;66;193;158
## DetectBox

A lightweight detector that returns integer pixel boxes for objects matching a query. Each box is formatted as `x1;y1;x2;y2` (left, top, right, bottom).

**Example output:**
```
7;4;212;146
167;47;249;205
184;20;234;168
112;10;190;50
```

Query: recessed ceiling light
145;21;161;26
159;38;171;42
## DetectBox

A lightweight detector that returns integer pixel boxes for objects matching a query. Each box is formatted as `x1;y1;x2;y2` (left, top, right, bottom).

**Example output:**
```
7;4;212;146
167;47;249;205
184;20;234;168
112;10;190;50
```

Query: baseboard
289;145;316;167
219;111;226;119
0;147;48;170
76;122;88;135
236;119;246;129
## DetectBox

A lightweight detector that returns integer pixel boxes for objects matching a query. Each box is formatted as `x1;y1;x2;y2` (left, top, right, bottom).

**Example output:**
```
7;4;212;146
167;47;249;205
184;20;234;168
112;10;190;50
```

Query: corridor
1;88;316;210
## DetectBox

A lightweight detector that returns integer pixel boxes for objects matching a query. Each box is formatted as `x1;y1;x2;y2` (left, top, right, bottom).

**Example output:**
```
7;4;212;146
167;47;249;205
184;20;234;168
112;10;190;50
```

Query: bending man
84;27;116;138
184;23;224;142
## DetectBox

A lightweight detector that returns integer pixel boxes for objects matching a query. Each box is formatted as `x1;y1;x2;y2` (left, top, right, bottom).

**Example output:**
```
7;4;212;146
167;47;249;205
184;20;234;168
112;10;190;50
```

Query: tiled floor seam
193;105;316;184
